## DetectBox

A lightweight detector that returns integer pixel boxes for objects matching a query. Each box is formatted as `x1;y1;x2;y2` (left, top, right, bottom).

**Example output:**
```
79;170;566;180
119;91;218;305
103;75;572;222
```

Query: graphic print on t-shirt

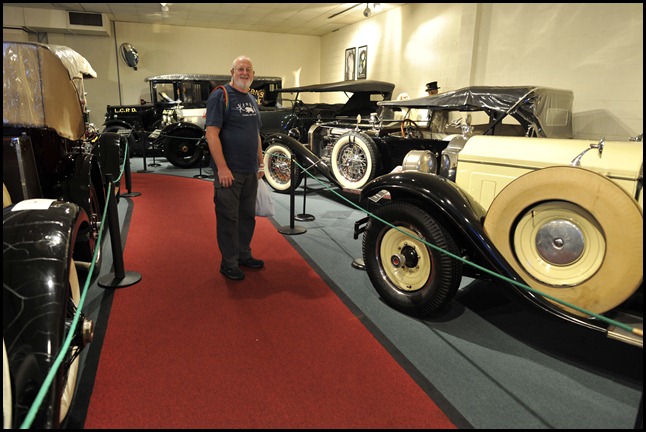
235;102;257;116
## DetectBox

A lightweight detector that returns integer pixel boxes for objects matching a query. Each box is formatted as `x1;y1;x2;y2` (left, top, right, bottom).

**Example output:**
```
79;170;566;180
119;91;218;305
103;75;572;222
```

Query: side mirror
119;43;139;70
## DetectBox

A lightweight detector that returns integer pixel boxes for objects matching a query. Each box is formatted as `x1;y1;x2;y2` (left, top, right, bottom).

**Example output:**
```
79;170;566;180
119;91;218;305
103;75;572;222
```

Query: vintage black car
260;79;395;143
3;42;120;428
348;93;643;347
260;80;395;190
103;74;282;167
262;85;573;192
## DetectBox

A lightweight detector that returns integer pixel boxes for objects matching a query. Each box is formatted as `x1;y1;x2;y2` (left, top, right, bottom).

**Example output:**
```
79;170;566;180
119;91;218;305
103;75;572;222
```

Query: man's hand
218;167;234;187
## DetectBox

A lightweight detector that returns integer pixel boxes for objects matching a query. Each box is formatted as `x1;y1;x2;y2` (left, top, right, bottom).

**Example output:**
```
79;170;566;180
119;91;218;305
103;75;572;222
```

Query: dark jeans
213;172;258;269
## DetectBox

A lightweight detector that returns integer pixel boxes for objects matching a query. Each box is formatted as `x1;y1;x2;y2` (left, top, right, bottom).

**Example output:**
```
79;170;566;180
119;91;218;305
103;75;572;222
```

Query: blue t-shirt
205;83;262;173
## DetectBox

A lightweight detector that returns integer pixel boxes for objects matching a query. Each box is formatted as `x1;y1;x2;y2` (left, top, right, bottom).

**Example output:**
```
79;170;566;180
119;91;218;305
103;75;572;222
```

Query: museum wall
321;3;643;140
3;3;643;140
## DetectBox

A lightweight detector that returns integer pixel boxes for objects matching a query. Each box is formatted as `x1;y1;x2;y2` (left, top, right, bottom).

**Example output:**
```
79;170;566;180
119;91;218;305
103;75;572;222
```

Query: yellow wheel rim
380;227;432;291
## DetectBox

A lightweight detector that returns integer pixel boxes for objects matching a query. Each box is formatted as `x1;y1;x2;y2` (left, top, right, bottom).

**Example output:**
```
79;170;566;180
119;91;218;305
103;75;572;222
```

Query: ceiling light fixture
363;4;372;18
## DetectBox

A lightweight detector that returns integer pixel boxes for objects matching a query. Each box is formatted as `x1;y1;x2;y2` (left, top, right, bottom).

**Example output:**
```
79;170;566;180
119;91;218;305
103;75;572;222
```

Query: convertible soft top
279;79;395;97
380;85;574;138
3;42;86;140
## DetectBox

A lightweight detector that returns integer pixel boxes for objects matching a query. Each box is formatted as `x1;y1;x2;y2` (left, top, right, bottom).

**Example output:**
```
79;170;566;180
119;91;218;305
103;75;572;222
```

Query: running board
607;312;643;348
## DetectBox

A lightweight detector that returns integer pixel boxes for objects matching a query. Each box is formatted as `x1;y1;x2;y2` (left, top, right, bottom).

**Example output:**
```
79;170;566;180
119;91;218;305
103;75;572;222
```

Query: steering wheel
401;118;423;138
295;99;313;116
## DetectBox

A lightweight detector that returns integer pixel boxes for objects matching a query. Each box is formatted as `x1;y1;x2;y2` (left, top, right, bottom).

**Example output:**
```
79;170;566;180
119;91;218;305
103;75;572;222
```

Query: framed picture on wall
345;47;356;81
357;45;367;79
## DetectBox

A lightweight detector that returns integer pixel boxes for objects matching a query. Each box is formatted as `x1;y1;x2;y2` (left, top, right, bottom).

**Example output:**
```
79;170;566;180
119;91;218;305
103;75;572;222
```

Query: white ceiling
4;3;404;37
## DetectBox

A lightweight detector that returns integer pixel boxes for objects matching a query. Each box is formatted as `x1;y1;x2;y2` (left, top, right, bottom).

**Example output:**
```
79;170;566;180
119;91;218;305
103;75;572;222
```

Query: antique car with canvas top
3;42;119;427
103;74;282;167
263;85;574;193
353;124;643;347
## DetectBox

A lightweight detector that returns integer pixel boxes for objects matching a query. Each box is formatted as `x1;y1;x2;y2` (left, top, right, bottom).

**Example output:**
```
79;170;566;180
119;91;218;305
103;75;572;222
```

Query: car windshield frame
273;79;395;118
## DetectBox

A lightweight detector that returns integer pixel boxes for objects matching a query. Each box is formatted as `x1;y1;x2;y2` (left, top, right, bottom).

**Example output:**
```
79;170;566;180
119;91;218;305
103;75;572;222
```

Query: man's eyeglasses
235;67;253;73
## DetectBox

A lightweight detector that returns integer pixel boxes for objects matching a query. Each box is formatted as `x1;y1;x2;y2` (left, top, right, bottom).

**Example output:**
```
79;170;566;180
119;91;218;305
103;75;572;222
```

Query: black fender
160;122;206;168
102;119;135;132
359;171;525;286
358;171;630;336
161;121;204;138
59;153;106;217
160;121;205;153
92;132;123;182
3;200;87;428
263;133;341;187
102;120;140;156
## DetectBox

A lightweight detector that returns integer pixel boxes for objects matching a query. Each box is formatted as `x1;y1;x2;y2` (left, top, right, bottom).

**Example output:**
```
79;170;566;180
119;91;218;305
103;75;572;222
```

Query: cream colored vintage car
356;130;643;347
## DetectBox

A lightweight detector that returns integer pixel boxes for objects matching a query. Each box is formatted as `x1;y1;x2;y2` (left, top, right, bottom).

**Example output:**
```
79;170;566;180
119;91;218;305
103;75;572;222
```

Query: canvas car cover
3;42;88;140
380;86;574;138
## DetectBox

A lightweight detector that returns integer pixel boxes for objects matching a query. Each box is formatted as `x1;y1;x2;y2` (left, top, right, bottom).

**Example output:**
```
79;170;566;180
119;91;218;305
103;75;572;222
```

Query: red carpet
84;173;456;429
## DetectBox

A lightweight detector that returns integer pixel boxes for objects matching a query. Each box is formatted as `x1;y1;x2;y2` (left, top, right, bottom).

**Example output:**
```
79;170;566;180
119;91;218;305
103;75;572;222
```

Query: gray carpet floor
74;155;642;429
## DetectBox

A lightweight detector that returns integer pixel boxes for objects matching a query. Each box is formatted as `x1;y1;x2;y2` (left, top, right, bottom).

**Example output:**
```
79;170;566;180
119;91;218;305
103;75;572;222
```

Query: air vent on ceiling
67;11;112;36
23;8;112;36
68;11;104;26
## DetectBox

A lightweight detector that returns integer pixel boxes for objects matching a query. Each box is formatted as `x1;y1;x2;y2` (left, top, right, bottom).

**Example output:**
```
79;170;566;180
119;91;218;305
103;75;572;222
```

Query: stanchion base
278;226;307;235
351;257;366;270
295;214;315;221
137;169;154;173
148;163;161;167
193;174;212;179
121;192;141;197
98;271;142;289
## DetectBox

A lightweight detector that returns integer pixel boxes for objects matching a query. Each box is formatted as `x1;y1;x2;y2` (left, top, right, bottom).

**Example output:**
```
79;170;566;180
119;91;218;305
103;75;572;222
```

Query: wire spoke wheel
330;131;378;190
263;141;302;193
